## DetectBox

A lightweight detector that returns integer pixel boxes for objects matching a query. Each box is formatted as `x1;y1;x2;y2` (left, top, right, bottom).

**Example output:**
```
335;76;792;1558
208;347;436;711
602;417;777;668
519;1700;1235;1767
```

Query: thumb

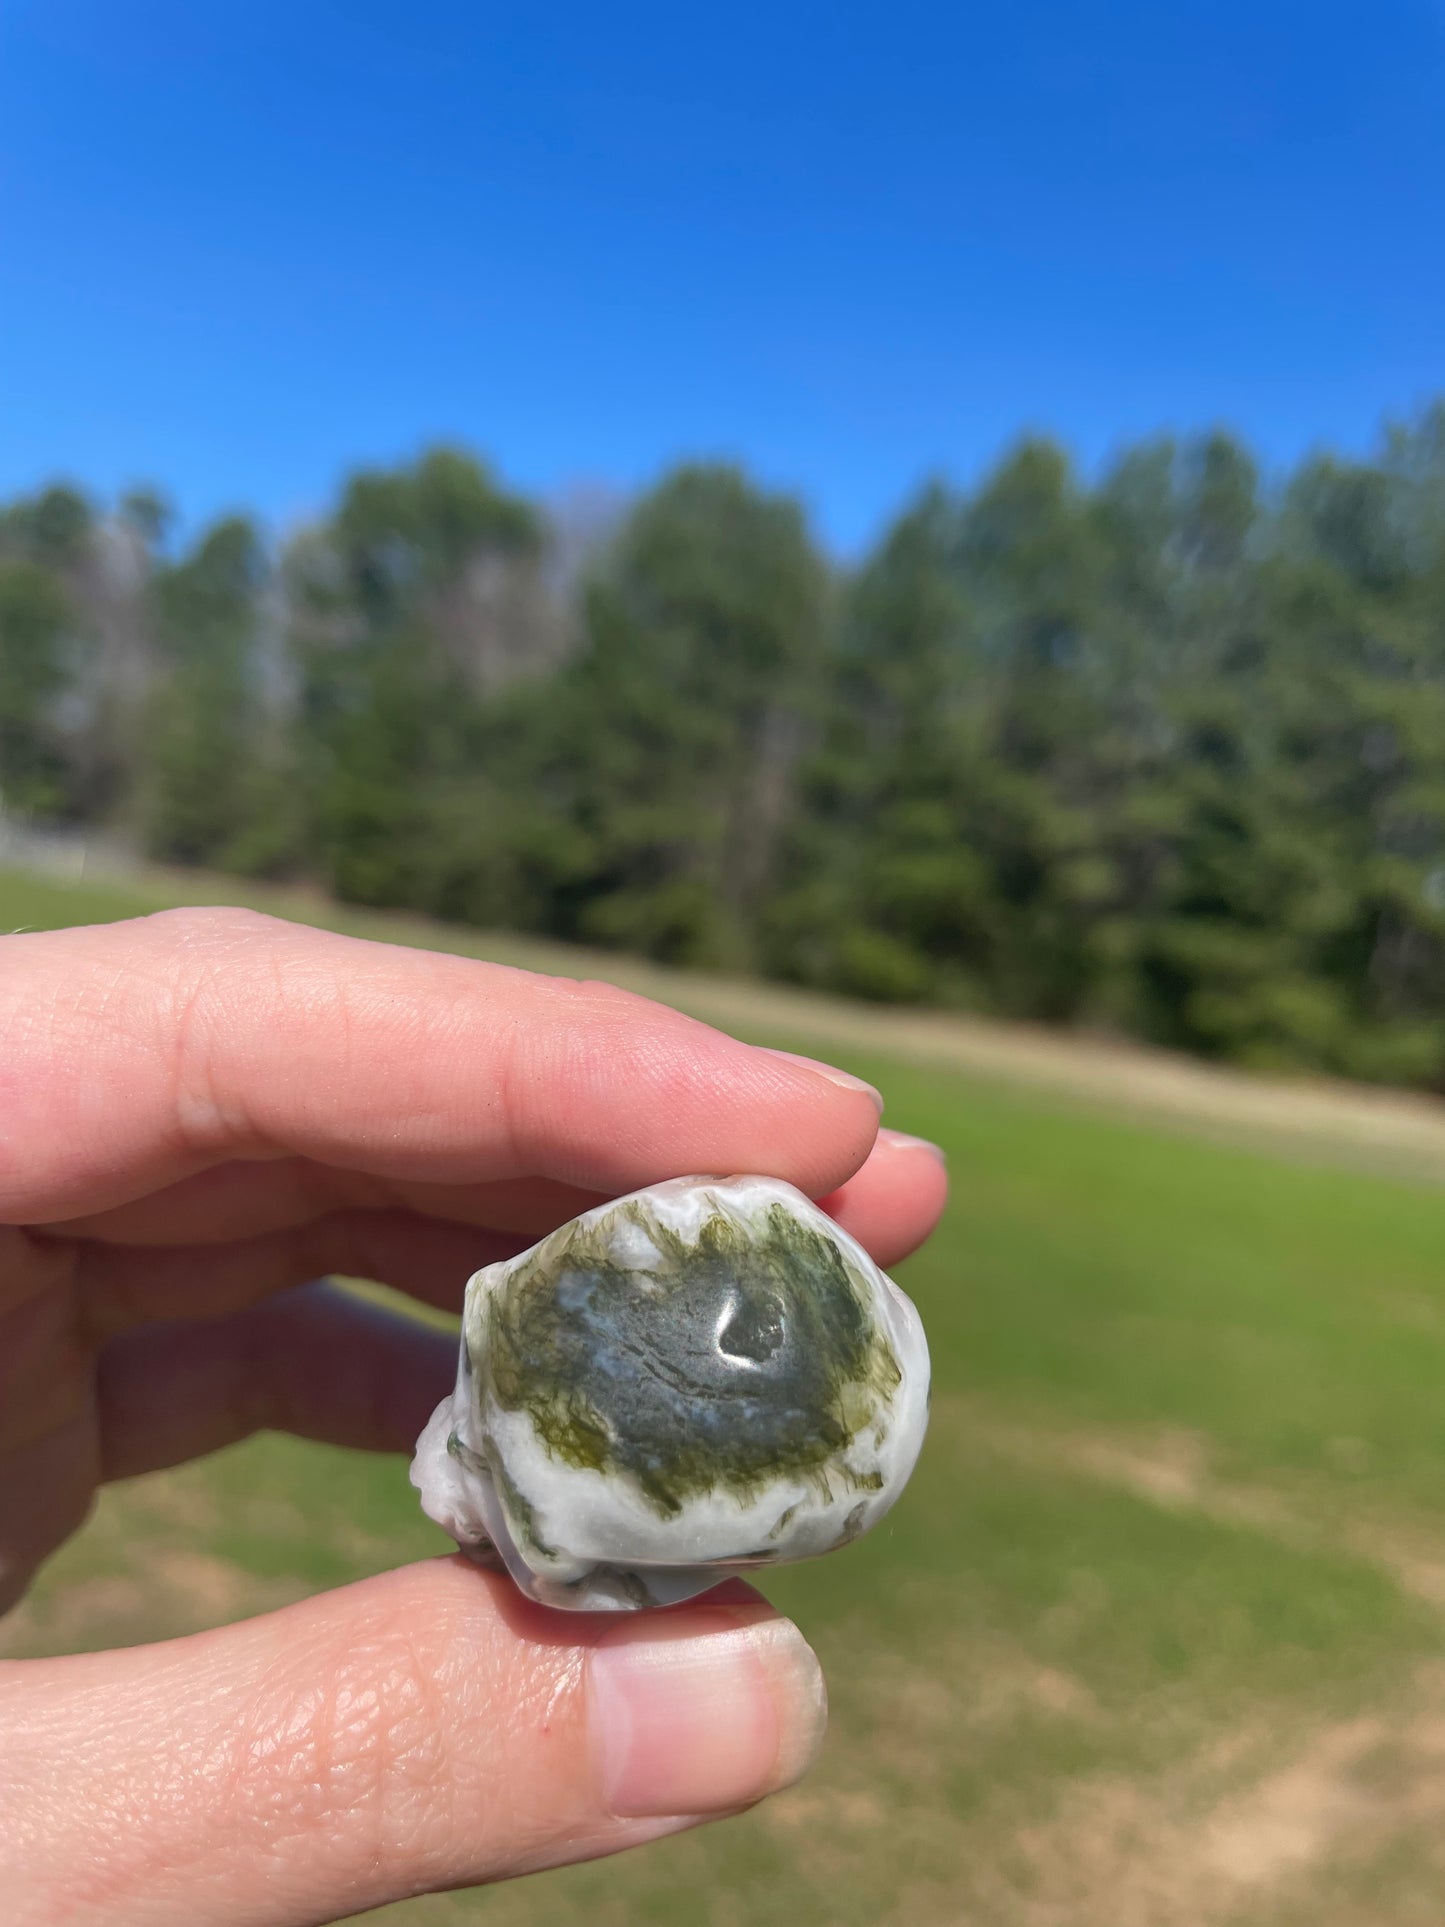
1;1558;827;1927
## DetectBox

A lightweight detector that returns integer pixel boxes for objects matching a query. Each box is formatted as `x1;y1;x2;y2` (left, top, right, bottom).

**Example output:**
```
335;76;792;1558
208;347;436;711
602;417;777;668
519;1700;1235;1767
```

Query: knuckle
570;975;660;1019
157;913;294;1155
144;904;287;950
242;1613;454;1875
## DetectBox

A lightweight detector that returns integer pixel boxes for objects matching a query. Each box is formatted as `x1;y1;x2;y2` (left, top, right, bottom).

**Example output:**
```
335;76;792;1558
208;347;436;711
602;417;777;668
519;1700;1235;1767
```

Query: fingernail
878;1128;947;1165
764;1048;883;1112
589;1608;828;1818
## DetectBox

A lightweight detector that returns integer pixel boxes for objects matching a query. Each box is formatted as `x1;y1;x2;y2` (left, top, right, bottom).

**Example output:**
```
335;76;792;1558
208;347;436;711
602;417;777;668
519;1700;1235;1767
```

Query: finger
54;1133;941;1264
1;1228;83;1449
61;1134;946;1285
0;1412;98;1616
74;1208;516;1336
51;1159;619;1250
818;1127;949;1269
0;1231;96;1611
1;908;882;1222
95;1281;457;1479
0;1562;827;1925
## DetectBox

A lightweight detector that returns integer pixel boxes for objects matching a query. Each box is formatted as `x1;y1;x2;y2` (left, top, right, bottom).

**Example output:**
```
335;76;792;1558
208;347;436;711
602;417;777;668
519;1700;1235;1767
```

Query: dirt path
14;854;1445;1181
616;965;1445;1182
235;872;1445;1183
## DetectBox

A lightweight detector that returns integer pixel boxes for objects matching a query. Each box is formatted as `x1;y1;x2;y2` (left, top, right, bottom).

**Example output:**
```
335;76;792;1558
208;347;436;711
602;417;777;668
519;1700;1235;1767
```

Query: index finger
0;908;883;1223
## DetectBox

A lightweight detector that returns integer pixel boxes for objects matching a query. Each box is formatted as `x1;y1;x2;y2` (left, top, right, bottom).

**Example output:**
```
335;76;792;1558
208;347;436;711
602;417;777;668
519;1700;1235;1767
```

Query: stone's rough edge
410;1173;931;1612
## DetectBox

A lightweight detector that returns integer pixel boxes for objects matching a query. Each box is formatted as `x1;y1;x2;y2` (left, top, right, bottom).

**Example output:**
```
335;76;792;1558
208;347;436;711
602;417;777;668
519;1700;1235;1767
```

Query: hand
0;907;946;1926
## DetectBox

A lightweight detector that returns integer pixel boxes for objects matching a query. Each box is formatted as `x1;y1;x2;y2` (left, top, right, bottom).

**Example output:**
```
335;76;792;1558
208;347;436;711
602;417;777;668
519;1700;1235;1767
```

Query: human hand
0;908;946;1926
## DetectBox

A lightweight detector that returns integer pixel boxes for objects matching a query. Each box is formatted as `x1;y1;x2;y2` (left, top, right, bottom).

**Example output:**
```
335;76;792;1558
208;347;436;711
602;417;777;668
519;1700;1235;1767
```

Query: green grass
9;863;1445;1923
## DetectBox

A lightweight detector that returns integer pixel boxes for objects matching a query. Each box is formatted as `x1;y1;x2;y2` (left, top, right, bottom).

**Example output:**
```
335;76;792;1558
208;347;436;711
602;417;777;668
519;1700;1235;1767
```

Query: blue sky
1;1;1441;553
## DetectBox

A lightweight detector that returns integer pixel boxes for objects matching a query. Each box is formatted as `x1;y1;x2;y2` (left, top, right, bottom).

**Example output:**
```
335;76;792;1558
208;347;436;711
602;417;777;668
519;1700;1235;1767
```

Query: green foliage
141;516;301;873
6;411;1445;1085
548;465;830;966
0;560;70;811
1;483;94;570
284;447;550;911
117;485;172;550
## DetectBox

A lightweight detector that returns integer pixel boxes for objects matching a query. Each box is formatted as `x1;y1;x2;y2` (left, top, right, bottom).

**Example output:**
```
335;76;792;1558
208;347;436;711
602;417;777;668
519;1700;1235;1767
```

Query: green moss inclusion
476;1199;902;1518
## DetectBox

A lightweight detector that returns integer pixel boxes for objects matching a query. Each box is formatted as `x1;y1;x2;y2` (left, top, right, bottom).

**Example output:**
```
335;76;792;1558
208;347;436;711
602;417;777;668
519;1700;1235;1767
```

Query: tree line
3;411;1445;1087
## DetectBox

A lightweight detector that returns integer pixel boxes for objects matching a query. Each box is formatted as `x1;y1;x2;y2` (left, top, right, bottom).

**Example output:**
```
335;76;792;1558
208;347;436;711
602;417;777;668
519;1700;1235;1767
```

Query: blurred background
5;4;1445;1922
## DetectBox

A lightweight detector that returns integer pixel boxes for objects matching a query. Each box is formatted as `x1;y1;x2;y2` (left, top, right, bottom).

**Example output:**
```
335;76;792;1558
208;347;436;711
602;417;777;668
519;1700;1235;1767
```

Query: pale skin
0;907;947;1927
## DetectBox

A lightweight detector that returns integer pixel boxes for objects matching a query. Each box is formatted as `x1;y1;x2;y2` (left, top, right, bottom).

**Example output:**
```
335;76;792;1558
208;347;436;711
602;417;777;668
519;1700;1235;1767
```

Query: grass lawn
8;864;1445;1924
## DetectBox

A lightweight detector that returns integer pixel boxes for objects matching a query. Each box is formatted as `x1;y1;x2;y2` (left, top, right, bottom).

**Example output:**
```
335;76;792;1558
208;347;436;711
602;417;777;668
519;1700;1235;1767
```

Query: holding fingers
0;907;946;1925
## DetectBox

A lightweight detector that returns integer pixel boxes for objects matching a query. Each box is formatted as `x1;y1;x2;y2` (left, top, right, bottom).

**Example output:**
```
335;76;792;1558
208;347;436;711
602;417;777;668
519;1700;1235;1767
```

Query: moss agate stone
410;1174;930;1610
